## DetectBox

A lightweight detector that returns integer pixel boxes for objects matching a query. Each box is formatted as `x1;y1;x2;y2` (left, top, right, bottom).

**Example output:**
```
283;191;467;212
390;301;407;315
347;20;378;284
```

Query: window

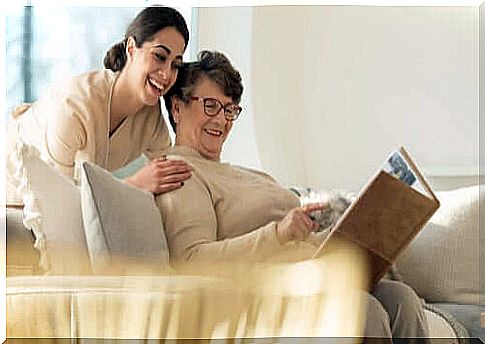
6;5;195;118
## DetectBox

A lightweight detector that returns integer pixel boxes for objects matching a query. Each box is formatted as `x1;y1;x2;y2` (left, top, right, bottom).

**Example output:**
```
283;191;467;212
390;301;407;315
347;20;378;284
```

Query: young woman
9;6;192;195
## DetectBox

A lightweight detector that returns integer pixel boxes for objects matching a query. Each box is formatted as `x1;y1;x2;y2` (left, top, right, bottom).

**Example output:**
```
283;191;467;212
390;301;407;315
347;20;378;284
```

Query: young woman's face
126;27;186;106
173;76;236;161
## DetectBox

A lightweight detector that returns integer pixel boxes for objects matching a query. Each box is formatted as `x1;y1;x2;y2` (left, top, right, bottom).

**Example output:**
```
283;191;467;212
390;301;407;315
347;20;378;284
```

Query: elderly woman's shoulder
231;165;278;182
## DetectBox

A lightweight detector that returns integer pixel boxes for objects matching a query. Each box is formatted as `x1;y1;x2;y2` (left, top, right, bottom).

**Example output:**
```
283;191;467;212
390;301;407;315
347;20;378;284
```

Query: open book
312;147;440;288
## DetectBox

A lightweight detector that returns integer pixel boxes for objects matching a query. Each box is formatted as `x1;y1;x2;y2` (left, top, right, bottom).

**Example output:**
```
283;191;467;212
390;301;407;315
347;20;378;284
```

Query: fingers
130;157;192;194
153;156;168;162
156;181;185;195
284;210;314;243
153;160;191;169
153;159;192;176
157;171;192;184
301;202;327;214
293;204;326;240
299;210;314;231
301;202;327;230
154;166;192;178
150;158;192;183
153;157;191;169
294;206;321;228
151;157;193;195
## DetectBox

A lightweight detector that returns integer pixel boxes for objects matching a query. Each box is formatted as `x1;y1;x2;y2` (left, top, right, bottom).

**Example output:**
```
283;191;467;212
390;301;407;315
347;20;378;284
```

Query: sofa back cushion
395;185;483;304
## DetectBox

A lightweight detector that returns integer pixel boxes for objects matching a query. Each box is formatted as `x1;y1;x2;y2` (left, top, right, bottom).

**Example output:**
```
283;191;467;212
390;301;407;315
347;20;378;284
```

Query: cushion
395;185;483;304
431;303;482;339
12;143;90;274
423;304;468;340
80;161;170;274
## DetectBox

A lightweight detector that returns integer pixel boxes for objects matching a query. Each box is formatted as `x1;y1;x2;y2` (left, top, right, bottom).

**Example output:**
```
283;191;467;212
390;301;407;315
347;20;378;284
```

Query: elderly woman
158;50;429;341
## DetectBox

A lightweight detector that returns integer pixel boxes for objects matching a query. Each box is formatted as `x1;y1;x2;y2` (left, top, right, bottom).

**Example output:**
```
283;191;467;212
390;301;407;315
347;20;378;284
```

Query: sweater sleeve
43;98;87;178
155;172;285;265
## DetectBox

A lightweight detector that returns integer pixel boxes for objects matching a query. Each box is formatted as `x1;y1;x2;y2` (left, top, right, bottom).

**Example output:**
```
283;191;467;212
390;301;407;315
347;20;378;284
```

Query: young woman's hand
124;156;192;194
276;203;326;244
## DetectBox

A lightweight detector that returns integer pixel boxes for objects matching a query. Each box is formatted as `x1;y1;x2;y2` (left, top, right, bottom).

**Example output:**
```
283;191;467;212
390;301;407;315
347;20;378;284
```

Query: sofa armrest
6;207;41;276
7;275;243;339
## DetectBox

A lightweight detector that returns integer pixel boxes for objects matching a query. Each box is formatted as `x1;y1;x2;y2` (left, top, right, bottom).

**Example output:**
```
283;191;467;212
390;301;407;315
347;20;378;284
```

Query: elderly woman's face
173;76;235;161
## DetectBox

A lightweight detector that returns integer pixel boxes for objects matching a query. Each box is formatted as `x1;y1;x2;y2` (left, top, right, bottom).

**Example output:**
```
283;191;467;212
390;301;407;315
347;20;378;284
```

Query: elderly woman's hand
275;203;327;245
124;156;192;194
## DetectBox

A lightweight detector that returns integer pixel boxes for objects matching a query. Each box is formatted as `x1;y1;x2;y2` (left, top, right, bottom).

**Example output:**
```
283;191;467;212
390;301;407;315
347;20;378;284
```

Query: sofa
4;144;484;341
395;184;484;340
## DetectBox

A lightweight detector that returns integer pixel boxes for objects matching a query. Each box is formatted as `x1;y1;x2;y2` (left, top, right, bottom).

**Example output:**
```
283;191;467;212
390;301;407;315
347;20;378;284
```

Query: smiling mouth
148;78;165;96
204;128;223;137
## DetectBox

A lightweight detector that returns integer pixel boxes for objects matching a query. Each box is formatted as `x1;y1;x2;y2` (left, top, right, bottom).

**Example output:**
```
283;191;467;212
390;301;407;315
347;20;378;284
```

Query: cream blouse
12;69;171;181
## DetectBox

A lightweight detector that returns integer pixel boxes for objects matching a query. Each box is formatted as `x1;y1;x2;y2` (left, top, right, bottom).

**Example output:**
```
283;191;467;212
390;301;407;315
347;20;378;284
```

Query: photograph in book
381;150;426;195
382;150;417;186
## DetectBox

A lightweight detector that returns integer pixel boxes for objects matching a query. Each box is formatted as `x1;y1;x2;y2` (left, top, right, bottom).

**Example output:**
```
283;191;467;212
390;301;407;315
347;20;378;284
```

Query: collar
169;145;221;162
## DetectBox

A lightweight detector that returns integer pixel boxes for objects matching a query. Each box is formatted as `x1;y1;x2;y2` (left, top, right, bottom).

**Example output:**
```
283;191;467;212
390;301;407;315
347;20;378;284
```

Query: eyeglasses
190;96;242;121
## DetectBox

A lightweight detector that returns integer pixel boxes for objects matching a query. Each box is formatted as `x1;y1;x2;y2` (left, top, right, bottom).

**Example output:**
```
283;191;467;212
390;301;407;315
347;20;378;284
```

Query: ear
171;96;182;124
125;36;137;62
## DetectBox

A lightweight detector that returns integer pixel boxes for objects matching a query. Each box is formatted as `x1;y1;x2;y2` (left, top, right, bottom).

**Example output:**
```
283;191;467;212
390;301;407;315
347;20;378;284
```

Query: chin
142;94;160;107
212;150;223;160
203;149;221;161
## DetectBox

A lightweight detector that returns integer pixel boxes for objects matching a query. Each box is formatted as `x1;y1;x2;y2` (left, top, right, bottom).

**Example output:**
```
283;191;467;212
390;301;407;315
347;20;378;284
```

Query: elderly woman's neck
174;140;221;162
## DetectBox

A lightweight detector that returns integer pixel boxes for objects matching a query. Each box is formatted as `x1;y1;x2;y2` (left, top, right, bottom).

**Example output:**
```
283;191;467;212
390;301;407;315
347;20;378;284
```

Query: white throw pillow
395;185;483;304
80;161;170;273
13;144;90;274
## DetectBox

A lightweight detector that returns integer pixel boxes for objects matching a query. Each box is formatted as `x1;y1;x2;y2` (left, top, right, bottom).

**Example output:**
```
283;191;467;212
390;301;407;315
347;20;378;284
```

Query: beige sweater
10;69;171;181
156;146;324;265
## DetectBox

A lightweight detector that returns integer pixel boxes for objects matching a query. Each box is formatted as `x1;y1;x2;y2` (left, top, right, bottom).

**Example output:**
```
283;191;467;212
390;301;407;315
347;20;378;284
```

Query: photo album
312;147;440;288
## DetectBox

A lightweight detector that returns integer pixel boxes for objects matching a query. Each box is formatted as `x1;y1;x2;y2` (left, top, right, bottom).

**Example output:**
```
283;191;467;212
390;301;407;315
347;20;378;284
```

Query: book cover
312;147;440;288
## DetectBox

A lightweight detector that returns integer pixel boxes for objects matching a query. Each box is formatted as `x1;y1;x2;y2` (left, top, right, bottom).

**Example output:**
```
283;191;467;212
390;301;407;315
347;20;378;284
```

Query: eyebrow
153;44;183;60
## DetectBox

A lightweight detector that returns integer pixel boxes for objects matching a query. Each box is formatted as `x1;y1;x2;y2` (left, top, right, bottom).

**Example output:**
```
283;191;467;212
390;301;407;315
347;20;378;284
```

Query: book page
381;150;426;195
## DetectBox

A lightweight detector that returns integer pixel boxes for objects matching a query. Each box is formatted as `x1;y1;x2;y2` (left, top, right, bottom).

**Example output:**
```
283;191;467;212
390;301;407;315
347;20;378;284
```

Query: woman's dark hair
104;6;189;72
164;50;243;133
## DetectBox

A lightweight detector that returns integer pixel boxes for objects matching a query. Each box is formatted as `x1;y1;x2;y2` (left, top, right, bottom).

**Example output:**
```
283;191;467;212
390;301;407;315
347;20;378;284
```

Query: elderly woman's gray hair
163;50;243;132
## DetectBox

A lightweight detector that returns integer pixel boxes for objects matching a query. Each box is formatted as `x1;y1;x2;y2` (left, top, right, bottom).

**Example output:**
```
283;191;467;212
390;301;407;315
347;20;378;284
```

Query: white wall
197;5;479;192
480;2;485;185
196;7;262;171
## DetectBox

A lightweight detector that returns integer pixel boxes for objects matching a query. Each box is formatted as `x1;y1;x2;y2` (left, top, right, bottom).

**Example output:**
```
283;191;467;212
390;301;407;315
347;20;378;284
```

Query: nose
157;68;167;81
157;64;172;82
211;108;230;125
